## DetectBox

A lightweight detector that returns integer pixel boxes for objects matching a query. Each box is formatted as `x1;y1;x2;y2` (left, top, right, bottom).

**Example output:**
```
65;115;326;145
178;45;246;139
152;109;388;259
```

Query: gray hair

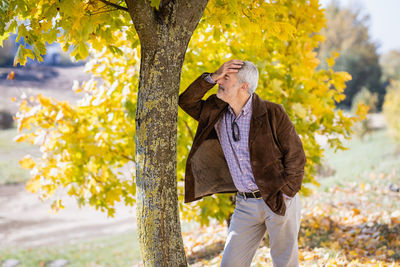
236;61;259;95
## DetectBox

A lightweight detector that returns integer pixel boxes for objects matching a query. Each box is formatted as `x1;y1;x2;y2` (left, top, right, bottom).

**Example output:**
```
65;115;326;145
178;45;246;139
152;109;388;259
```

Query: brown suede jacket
178;72;307;216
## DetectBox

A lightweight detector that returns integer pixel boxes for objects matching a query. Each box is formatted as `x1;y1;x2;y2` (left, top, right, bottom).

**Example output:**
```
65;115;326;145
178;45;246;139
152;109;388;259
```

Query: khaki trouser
220;192;301;267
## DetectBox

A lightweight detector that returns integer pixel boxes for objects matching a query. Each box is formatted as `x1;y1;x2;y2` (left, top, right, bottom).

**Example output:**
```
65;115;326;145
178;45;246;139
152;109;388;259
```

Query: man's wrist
210;72;218;81
204;73;217;84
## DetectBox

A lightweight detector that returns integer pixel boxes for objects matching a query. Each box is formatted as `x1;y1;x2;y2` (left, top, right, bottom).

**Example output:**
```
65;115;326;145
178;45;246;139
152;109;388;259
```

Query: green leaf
107;45;123;56
16;24;28;43
13;45;35;66
79;42;89;59
0;32;10;47
213;28;221;41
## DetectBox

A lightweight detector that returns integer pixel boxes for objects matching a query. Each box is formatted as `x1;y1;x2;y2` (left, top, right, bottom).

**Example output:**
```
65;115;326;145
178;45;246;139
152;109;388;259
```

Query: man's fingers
226;68;240;73
212;60;244;81
225;63;243;73
228;60;244;66
226;61;244;71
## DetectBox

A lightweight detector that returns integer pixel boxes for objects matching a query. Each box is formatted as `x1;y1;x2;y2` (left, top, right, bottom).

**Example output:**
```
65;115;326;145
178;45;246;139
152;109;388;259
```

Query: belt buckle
252;190;262;199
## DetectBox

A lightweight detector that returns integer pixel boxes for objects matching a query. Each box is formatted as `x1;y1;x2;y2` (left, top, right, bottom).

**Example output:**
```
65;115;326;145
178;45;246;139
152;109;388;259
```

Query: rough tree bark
125;0;208;265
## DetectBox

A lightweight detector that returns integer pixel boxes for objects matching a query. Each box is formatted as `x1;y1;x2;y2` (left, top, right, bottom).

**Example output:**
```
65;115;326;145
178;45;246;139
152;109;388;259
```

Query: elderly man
178;59;306;267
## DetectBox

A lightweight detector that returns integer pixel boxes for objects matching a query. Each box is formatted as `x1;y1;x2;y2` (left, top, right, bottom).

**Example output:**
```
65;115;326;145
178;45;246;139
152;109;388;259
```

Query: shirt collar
228;93;253;117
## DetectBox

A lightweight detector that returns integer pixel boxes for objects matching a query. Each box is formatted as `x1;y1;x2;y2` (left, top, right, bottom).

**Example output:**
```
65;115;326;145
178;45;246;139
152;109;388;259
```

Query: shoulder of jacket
205;94;224;107
263;99;285;113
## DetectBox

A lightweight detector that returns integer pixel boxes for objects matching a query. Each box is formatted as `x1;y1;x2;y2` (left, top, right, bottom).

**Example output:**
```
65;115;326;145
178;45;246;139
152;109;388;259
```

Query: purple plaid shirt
204;74;292;199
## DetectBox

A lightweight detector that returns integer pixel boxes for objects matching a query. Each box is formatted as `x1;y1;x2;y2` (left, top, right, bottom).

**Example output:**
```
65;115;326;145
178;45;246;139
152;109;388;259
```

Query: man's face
216;72;243;103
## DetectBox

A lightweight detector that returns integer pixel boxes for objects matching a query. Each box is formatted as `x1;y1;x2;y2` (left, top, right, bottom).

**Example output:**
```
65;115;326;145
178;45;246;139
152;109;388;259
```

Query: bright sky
319;0;400;55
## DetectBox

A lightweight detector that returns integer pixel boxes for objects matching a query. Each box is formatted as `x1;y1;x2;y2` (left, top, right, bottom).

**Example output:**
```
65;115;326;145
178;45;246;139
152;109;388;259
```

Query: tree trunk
135;45;187;266
125;0;208;265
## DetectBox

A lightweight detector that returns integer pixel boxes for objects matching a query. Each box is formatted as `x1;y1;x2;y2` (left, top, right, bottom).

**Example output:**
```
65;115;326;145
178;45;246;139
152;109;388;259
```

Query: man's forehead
226;72;238;78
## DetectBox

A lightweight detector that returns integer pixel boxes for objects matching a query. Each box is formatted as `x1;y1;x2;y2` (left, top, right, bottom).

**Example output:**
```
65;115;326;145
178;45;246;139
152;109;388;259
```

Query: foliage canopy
1;0;368;225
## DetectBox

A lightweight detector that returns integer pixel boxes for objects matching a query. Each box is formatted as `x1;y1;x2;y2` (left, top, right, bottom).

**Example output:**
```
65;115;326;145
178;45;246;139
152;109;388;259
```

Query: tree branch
89;8;122;15
174;0;209;34
125;0;158;46
124;0;208;49
99;0;128;11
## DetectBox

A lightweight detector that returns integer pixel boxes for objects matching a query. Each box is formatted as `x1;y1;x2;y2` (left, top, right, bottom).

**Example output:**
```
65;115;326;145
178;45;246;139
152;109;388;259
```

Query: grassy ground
319;128;400;190
1;127;400;266
312;128;400;215
0;229;141;267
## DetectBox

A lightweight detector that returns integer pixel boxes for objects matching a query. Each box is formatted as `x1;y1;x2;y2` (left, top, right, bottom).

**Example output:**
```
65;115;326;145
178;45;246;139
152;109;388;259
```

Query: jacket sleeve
178;72;217;121
275;104;307;197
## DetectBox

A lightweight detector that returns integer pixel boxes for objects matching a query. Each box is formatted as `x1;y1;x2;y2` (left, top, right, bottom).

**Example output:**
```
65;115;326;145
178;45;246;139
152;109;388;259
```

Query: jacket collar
251;93;267;118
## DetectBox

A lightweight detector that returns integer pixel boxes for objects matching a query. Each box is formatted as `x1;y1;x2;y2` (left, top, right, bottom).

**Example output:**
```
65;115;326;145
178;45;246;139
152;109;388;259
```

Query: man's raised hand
211;60;244;82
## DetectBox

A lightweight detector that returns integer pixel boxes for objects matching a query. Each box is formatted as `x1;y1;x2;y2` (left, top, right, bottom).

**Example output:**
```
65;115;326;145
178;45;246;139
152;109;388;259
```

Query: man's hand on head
211;60;244;82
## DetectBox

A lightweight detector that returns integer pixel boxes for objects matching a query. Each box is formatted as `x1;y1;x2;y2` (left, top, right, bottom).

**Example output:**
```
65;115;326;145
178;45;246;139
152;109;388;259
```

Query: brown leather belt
237;190;262;199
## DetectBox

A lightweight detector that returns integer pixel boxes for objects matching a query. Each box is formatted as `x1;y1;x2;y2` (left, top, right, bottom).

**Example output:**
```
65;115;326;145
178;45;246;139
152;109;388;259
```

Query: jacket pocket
260;159;287;195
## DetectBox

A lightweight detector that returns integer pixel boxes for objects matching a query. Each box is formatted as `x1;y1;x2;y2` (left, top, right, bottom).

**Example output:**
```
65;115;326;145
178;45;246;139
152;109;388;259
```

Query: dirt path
0;182;137;249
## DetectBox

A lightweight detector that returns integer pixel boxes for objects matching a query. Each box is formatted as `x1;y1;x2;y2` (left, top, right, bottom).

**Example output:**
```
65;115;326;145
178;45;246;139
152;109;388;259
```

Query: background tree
381;49;400;145
383;80;400;145
380;49;400;82
351;87;378;140
317;1;386;110
1;0;368;265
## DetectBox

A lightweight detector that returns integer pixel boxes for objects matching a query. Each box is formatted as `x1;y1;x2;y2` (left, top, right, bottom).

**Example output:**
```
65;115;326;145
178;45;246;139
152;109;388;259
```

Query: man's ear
240;82;249;92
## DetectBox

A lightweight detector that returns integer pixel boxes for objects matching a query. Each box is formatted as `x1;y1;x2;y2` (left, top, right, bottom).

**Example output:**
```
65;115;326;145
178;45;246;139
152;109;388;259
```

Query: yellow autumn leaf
355;102;369;120
292;103;307;119
106;188;122;204
352;208;360;216
391;216;400;225
326;57;335;67
58;199;65;210
50;199;61;214
19;155;36;169
26;178;41;193
326;50;339;67
13;133;30;143
334;93;346;102
37;93;52;107
7;71;15;80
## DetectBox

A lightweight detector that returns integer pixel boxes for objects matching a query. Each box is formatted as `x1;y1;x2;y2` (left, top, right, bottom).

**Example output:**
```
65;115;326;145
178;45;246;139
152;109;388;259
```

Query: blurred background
0;0;400;266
